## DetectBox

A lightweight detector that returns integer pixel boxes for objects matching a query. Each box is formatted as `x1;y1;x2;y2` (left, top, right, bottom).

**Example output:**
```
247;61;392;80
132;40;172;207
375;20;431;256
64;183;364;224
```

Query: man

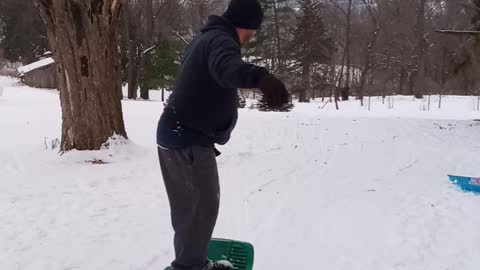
157;0;289;269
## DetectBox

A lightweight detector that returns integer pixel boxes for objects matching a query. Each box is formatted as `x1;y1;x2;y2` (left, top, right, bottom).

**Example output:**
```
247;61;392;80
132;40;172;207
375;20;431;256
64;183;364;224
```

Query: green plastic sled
164;238;254;270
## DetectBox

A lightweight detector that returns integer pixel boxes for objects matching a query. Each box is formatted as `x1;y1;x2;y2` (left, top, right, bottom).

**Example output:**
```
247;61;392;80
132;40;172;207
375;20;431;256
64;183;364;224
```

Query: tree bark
127;38;140;99
412;0;427;99
299;64;310;102
359;0;381;106
330;57;340;109
139;0;154;100
119;6;129;85
126;2;140;100
342;0;353;101
272;0;283;73
35;0;127;151
359;30;380;105
398;67;407;95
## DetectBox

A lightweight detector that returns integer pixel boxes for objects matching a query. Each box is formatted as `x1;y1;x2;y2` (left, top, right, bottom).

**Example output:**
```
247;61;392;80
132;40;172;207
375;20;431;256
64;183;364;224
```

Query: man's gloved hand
258;74;290;108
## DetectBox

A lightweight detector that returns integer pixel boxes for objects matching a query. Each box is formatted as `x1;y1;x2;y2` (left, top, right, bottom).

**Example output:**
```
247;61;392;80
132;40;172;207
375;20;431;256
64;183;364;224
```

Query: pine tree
144;41;184;92
243;0;296;111
289;0;334;102
257;95;294;112
244;0;294;74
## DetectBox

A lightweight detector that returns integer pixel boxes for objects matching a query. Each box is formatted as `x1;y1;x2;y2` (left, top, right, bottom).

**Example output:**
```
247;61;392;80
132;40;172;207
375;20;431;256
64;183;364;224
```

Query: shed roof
17;57;55;75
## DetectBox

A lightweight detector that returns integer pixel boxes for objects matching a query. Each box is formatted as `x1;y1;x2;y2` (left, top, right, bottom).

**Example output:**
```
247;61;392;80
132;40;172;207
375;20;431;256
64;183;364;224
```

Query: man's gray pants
158;145;220;270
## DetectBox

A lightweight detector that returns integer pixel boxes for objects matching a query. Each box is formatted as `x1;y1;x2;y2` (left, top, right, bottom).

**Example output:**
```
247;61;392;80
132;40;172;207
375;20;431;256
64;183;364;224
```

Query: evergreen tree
244;0;295;74
289;0;334;102
145;41;184;92
0;0;48;63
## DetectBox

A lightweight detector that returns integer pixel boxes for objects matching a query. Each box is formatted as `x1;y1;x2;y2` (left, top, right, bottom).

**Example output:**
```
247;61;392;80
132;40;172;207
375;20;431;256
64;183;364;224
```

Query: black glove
258;74;290;108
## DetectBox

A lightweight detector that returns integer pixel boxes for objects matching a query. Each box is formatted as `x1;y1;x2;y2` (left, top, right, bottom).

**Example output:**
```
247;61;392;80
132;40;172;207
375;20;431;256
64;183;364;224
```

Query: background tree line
1;0;479;151
1;0;480;102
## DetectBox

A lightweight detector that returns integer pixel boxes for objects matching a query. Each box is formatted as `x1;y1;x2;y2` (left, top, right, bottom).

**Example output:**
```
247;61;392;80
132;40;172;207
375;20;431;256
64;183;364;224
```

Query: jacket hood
201;15;240;45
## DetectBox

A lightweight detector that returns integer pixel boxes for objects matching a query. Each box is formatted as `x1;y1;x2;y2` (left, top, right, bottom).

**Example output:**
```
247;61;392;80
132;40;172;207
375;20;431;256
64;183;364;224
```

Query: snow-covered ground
1;76;480;270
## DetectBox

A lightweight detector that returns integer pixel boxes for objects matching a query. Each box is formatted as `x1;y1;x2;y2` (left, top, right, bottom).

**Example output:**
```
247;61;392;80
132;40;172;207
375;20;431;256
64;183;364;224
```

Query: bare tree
436;0;480;95
358;0;382;105
124;0;144;100
35;0;127;151
410;0;428;99
139;0;155;100
343;0;353;101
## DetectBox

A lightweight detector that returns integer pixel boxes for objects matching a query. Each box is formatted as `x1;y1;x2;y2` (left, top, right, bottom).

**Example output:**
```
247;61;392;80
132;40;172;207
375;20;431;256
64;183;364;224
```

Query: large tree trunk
35;0;127;151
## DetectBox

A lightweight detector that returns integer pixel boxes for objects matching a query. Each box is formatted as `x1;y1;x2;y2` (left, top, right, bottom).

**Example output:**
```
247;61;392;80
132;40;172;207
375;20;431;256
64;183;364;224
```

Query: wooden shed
18;57;57;89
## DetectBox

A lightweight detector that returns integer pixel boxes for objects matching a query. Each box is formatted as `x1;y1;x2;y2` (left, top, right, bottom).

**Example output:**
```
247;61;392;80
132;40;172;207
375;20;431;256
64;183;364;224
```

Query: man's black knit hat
223;0;264;30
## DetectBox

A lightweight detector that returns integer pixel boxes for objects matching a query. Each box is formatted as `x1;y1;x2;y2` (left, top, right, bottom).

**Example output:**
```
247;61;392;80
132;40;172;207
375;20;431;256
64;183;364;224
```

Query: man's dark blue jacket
157;15;268;149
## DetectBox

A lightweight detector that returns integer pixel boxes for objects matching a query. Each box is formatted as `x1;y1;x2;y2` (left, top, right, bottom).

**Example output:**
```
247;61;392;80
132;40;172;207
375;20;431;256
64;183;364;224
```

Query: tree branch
171;30;189;45
326;0;347;17
142;44;159;55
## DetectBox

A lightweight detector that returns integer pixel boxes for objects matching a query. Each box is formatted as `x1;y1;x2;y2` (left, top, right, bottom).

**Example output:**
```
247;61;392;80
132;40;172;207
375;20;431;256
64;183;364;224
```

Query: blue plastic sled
448;175;480;194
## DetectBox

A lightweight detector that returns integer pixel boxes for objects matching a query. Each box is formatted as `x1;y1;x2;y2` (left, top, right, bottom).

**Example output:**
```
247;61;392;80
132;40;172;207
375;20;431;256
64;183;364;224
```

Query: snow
1;76;480;270
17;57;55;75
212;260;234;268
